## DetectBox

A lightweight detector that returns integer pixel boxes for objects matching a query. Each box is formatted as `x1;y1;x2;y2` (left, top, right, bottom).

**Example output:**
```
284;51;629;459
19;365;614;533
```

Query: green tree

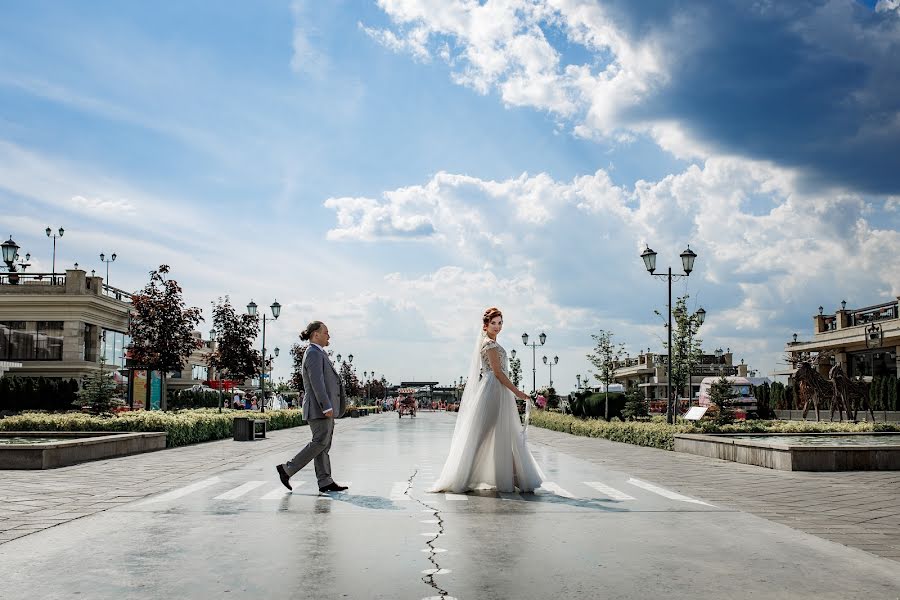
128;265;203;410
510;356;523;389
622;388;649;420
74;358;123;415
586;330;625;420
660;295;704;405
339;361;360;397
709;375;736;425
207;296;262;411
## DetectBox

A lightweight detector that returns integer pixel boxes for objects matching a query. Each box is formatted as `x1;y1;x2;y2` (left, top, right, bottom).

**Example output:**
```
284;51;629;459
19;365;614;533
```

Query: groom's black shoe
276;464;292;490
319;482;348;493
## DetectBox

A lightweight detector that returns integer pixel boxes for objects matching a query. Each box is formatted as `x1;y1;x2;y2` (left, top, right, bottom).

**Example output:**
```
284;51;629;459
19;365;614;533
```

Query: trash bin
233;417;253;441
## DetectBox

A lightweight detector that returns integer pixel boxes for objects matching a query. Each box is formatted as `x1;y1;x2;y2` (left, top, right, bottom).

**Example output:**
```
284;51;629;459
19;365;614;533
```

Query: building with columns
785;298;899;380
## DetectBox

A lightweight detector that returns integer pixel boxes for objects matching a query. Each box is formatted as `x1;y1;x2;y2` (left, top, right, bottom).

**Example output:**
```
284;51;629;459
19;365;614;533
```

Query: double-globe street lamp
247;299;281;413
99;252;116;287
521;331;547;395
45;226;64;283
640;244;698;424
1;237;31;277
542;355;559;388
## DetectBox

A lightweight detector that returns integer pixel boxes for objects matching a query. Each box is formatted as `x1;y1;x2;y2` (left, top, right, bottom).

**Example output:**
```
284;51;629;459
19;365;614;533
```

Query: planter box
0;431;167;469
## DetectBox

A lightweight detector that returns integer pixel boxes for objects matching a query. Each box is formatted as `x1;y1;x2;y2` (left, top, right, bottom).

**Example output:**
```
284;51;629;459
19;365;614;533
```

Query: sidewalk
528;426;900;562
0;417;370;545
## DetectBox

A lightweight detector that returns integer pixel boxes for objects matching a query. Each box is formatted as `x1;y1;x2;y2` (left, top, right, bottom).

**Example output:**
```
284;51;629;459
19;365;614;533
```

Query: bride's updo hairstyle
482;307;503;331
300;321;325;342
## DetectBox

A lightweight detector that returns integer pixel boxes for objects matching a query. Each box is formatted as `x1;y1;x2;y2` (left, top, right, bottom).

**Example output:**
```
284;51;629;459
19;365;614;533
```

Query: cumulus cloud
324;155;900;378
367;0;900;195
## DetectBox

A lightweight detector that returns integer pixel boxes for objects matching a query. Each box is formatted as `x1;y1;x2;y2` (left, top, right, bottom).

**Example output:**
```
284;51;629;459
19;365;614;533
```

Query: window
100;329;129;368
191;364;208;381
0;321;64;361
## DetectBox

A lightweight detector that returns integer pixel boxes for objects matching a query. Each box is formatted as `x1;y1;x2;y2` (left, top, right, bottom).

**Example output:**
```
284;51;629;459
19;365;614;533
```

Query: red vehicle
396;389;417;418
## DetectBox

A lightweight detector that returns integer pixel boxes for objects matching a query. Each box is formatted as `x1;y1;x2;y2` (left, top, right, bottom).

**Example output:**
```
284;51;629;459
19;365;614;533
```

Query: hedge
0;408;306;448
529;411;900;451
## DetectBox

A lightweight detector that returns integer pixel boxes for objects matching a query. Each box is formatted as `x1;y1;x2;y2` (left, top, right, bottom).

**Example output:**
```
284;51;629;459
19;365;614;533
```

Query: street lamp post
542;355;559;388
521;331;547;394
2;237;31;280
210;327;223;413
99;252;117;287
45;226;64;284
640;244;698;424
247;299;281;414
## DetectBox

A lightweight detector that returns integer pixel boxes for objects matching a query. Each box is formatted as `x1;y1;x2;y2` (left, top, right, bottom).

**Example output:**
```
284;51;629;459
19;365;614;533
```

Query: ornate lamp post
99;252;117;286
2;237;30;280
686;307;706;405
640;243;698;424
247;299;281;413
45;226;64;283
542;355;559;387
522;331;547;394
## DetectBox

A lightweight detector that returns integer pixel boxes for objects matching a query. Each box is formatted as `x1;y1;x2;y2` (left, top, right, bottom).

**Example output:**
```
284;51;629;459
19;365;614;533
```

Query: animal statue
793;359;834;422
826;364;852;422
829;363;873;422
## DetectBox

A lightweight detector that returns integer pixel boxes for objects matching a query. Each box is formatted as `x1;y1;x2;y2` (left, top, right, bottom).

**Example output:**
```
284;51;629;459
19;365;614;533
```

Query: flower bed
0;408;306;448
529;411;900;451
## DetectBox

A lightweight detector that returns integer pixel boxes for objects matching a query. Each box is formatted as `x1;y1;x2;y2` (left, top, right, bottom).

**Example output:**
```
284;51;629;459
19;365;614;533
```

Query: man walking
276;321;348;493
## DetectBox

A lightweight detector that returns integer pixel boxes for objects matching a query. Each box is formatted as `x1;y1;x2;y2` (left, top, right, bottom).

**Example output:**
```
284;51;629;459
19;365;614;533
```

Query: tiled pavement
2;415;899;565
0;417;372;545
527;427;900;562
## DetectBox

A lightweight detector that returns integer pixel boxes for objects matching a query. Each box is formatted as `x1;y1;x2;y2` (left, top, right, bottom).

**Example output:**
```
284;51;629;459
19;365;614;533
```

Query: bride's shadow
498;490;630;512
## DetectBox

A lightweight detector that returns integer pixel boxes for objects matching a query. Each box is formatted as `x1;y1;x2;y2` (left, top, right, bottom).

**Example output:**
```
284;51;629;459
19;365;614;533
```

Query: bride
428;307;544;494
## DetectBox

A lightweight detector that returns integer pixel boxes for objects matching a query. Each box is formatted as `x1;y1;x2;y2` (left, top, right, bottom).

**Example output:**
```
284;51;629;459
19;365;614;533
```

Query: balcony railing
850;301;898;327
102;284;132;303
0;272;66;286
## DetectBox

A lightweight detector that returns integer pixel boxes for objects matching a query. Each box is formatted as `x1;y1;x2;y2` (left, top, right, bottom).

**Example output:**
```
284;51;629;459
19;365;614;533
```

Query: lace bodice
480;338;508;377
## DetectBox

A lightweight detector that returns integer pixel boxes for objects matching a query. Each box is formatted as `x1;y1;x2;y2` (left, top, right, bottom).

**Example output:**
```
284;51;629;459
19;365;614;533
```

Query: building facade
785;298;899;380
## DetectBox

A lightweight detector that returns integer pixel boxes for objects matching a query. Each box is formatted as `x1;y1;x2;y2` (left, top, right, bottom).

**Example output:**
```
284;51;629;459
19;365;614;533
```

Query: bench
233;417;267;441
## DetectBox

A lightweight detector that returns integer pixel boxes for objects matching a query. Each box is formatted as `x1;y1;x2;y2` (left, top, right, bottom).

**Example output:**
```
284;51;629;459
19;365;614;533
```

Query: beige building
785;298;899;379
611;349;750;405
0;269;214;395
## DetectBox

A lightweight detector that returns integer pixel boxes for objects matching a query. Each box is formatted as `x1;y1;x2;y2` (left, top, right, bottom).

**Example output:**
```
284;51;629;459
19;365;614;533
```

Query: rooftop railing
850;301;898;327
0;272;66;286
102;284;132;303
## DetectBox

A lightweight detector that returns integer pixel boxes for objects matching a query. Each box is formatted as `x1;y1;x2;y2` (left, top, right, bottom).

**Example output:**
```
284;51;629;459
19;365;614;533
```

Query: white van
697;376;758;419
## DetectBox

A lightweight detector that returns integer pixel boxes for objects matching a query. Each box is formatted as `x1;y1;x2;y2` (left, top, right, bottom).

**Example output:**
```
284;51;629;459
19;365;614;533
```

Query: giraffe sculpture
829;363;873;422
793;359;834;422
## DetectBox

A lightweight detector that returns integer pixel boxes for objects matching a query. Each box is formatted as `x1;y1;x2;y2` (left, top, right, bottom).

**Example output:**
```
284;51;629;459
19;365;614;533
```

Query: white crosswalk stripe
584;481;635;501
261;483;302;499
539;482;575;498
139;477;222;505
627;478;714;507
214;481;267;500
444;493;469;501
390;482;411;502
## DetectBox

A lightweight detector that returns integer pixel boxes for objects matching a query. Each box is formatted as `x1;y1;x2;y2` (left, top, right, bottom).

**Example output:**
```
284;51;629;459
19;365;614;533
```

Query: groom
276;321;348;493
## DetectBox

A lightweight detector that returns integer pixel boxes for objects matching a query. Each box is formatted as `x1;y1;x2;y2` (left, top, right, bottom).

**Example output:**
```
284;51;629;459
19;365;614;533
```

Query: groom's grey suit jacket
301;345;347;420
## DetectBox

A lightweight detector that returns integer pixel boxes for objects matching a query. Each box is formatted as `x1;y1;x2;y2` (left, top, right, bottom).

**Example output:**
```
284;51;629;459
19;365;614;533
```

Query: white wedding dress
428;334;544;494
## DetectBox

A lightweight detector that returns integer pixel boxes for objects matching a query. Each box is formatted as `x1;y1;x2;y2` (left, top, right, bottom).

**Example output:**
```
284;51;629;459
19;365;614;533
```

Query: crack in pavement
405;469;452;600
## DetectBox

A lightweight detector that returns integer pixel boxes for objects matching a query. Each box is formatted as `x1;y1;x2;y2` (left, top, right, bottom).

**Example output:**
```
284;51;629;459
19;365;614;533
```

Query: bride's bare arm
486;347;530;400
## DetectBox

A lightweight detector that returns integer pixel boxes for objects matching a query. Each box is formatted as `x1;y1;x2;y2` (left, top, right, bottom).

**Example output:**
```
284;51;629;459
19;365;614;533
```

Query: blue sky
2;0;899;389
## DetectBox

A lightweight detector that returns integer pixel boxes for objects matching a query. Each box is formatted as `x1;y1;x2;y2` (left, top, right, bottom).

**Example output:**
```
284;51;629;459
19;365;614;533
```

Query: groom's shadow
280;491;405;512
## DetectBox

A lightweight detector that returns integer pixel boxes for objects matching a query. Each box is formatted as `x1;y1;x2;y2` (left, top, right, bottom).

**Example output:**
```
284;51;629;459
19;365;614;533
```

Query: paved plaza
2;412;900;599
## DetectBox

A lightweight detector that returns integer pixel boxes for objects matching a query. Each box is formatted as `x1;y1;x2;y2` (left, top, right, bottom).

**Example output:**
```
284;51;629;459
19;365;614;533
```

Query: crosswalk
136;476;714;509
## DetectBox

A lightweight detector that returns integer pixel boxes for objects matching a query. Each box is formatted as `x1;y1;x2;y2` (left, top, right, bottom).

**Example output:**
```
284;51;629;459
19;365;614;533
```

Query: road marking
540;482;575;498
420;519;439;524
420;532;439;536
391;482;411;501
139;477;222;505
627;478;714;507
499;492;523;501
584;481;635;501
420;548;447;553
214;481;267;500
421;568;452;575
444;493;468;501
262;483;303;499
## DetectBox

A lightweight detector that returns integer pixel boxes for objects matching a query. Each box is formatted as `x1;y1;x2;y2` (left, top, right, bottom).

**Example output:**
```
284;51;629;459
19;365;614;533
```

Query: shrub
0;408;306;447
529;412;900;451
621;389;649;421
0;376;81;412
74;359;124;415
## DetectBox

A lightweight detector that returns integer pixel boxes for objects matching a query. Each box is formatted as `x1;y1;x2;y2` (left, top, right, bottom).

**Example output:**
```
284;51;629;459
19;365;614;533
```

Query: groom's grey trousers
284;417;334;488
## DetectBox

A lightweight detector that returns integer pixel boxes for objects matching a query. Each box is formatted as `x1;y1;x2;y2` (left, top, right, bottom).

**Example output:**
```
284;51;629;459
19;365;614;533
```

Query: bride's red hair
482;307;503;330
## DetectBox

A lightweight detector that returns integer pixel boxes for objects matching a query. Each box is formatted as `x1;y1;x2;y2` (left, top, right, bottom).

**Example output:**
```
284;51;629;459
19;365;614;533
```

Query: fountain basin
0;431;167;469
674;432;900;471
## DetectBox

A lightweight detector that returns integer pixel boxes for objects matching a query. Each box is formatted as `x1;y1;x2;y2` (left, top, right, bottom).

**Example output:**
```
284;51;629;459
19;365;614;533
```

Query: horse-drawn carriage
396;388;417;418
